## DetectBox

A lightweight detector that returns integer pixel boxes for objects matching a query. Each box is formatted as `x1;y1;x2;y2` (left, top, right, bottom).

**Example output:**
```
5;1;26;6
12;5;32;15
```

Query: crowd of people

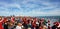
0;16;60;29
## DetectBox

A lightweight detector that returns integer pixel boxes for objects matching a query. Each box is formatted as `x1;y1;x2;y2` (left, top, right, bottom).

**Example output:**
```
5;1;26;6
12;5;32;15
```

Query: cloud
0;0;60;16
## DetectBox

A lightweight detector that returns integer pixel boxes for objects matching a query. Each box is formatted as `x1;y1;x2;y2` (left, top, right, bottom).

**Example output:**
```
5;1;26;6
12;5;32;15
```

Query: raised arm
0;17;7;23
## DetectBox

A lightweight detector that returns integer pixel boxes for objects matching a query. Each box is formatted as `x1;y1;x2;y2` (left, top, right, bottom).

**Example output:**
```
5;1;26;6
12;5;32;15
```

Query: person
39;24;47;29
27;20;31;29
16;22;23;29
39;26;43;29
23;18;28;29
31;20;36;29
47;20;51;29
0;17;7;29
48;25;51;29
4;22;8;29
36;20;39;29
52;22;59;29
8;20;14;29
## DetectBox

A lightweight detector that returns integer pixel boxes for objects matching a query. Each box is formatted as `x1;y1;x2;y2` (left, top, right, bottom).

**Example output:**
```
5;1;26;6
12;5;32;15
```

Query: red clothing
48;26;52;29
0;22;4;29
11;17;15;23
39;27;43;29
0;18;7;29
0;20;5;29
32;21;36;28
23;19;28;24
32;23;36;27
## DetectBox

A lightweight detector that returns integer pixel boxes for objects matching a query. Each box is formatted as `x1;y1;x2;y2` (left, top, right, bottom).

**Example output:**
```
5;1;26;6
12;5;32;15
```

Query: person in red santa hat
0;17;7;29
52;22;59;29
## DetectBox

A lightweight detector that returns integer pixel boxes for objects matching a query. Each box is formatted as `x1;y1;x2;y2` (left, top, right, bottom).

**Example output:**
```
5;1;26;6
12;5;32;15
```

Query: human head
17;22;22;26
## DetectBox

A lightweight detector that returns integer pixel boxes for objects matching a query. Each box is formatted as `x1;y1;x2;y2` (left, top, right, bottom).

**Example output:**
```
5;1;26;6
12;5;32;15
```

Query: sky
0;0;60;16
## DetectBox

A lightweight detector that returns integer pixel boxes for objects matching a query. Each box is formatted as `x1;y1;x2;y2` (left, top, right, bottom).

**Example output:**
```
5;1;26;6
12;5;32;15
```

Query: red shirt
32;21;36;27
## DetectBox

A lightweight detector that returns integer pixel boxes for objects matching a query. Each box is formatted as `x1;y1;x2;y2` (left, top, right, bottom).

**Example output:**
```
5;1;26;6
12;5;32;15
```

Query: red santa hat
53;22;59;26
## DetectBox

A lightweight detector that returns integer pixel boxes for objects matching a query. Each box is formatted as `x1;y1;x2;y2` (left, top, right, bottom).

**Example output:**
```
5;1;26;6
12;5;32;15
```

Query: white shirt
36;22;39;25
16;26;22;29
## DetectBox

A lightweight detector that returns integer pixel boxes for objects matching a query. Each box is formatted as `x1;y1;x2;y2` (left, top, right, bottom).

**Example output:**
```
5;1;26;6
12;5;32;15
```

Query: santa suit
0;19;4;29
0;21;4;29
0;18;7;29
